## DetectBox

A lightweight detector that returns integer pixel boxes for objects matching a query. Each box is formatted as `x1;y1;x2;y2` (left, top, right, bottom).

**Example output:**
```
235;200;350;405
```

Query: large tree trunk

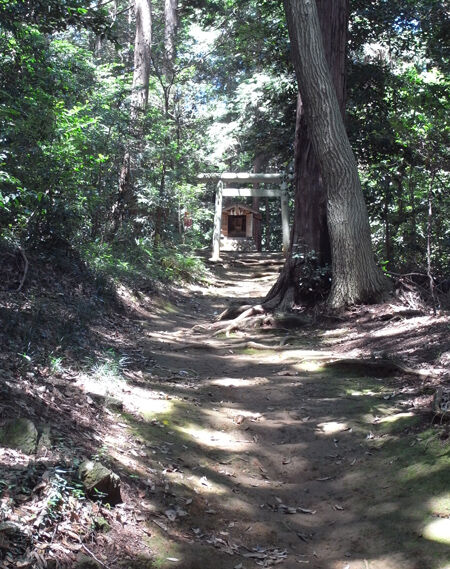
265;0;345;309
269;0;389;309
293;0;346;261
112;0;152;234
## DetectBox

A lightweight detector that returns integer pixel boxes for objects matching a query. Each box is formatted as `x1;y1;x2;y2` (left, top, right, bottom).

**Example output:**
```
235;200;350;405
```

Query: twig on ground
82;544;111;569
17;247;28;292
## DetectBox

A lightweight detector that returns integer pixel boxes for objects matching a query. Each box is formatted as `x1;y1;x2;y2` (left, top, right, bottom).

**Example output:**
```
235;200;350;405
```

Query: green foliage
0;22;128;245
82;238;207;286
88;348;127;385
292;249;332;301
348;6;449;274
41;467;86;527
0;0;448;290
0;0;113;36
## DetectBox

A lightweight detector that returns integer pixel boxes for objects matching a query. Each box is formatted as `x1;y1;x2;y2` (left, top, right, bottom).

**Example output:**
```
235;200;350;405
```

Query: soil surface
1;252;449;569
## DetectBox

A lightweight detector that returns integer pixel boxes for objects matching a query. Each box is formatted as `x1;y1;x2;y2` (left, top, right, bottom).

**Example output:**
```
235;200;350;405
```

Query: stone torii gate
199;172;289;261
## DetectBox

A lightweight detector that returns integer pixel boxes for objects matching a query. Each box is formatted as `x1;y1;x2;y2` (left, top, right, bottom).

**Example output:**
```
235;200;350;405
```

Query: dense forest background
1;3;449;567
0;0;448;289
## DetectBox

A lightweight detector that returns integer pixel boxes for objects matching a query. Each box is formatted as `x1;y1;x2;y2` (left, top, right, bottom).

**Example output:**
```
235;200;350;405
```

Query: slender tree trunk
112;0;152;235
406;164;417;267
252;153;267;252
427;171;437;314
264;198;270;250
164;0;178;81
384;181;392;266
155;0;178;242
282;0;389;308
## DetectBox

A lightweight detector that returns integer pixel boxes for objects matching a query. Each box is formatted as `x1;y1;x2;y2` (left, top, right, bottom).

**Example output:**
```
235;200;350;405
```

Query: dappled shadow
1;249;448;568
99;255;449;569
103;332;449;569
326;307;450;367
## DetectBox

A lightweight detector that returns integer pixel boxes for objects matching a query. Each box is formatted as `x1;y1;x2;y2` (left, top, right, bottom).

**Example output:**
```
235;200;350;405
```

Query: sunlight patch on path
177;423;251;451
317;421;350;434
423;518;450;545
210;376;269;387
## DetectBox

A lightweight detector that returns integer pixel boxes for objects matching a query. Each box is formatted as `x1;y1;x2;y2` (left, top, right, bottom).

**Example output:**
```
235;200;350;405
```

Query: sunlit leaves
348;2;449;272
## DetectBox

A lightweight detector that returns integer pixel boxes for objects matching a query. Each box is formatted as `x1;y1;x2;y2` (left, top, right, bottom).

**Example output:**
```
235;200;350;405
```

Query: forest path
100;254;449;569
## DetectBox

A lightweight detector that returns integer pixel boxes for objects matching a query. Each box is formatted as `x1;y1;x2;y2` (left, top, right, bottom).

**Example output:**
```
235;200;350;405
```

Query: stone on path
79;460;121;505
0;418;38;454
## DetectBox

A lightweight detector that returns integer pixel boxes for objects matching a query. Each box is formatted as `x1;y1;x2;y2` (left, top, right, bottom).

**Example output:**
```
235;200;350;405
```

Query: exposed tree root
216;303;253;321
211;307;311;338
213;305;266;337
231;259;284;268
168;342;218;351
376;308;425;321
251;271;278;279
191;323;213;333
271;313;311;329
166;336;297;353
243;340;286;351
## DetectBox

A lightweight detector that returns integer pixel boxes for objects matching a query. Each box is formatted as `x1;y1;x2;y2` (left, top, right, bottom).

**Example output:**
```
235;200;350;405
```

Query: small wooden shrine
221;204;262;251
198;172;290;260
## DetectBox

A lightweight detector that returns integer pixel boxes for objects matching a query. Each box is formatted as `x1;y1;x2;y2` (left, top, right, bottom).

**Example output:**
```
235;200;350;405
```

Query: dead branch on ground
17;248;29;292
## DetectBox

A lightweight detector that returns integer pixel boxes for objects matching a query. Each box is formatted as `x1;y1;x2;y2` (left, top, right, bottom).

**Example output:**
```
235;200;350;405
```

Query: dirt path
100;253;448;569
1;253;448;569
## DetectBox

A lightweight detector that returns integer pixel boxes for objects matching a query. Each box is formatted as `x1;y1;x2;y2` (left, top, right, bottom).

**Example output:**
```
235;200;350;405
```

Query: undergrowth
0;236;207;375
82;239;208;287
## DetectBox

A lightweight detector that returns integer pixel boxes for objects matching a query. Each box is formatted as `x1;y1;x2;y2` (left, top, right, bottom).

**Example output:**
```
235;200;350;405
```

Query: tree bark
293;0;346;261
131;0;152;116
282;0;389;308
265;0;345;308
112;0;152;234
